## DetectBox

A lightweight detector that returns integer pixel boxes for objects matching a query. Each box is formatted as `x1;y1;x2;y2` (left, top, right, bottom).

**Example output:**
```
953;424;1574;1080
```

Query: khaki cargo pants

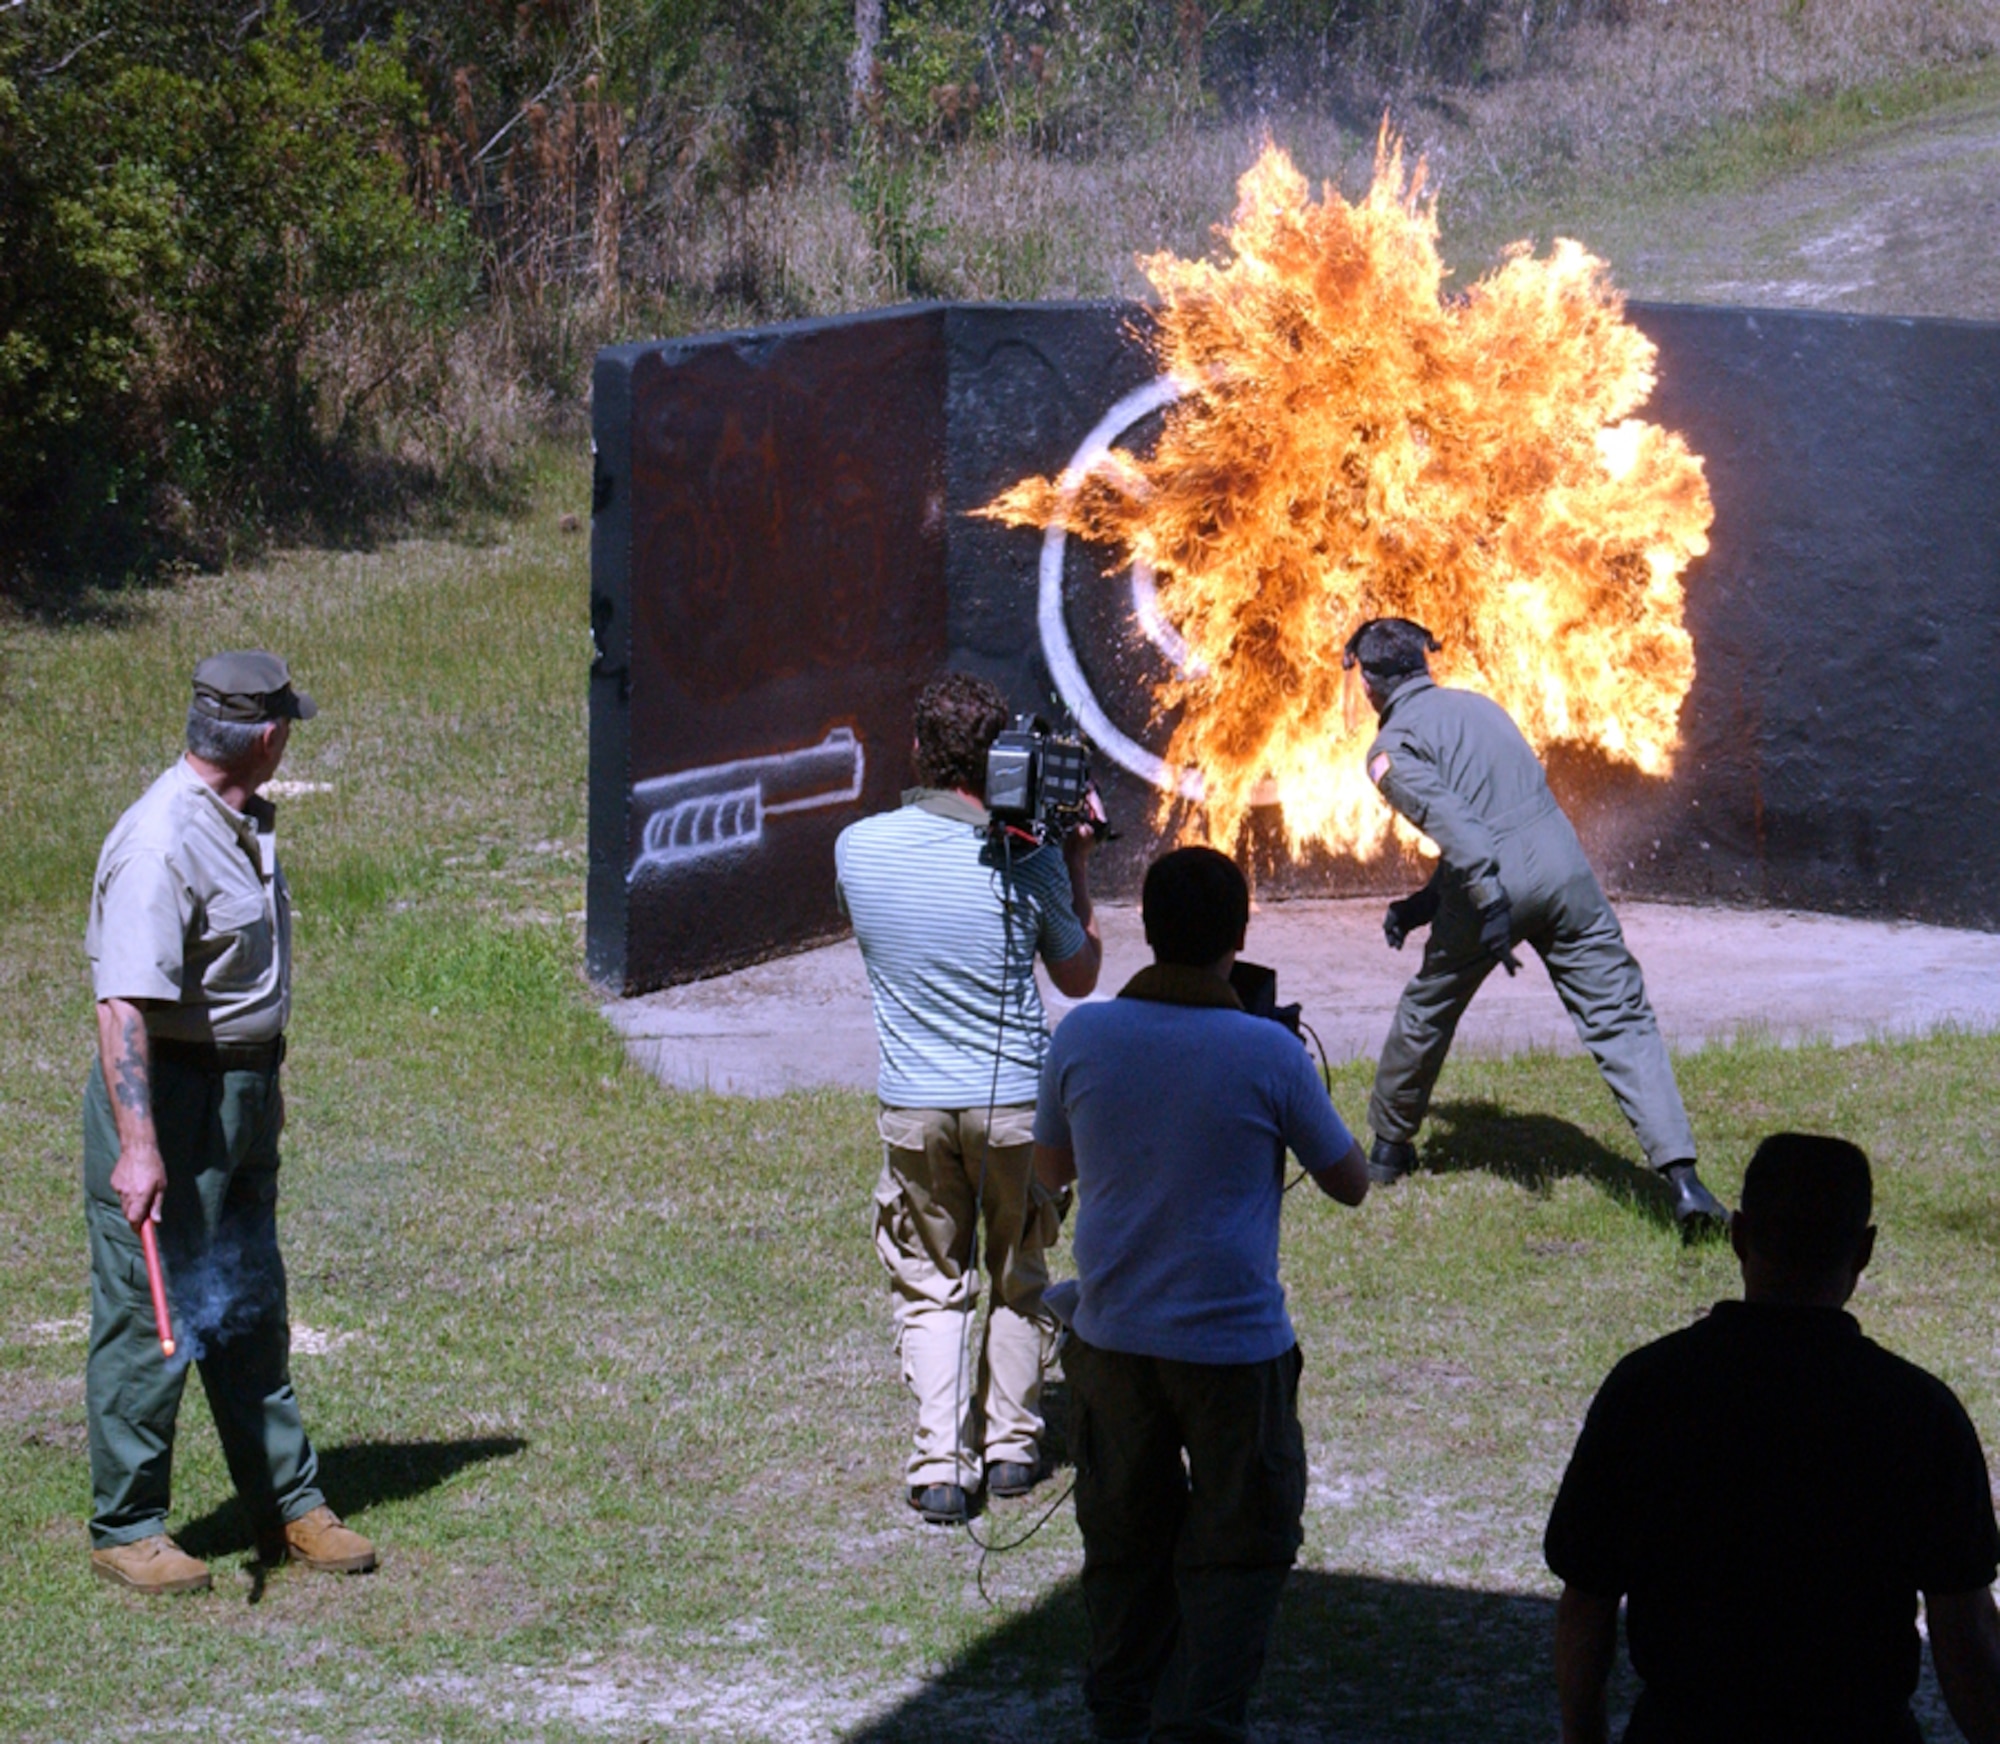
873;1103;1062;1490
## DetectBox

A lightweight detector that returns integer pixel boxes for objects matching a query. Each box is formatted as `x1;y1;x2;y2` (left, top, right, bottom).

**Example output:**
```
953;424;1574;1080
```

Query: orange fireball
977;130;1712;858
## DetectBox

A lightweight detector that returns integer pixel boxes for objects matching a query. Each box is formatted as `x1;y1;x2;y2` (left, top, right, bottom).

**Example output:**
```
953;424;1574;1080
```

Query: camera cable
1283;1016;1339;1194
954;822;1082;1591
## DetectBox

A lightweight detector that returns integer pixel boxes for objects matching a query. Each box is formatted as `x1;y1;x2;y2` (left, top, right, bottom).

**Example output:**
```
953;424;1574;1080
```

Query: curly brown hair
912;671;1012;792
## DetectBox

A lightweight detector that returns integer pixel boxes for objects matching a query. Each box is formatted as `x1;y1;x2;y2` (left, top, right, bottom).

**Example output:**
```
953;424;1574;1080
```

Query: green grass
1441;53;2000;271
1648;59;2000;197
5;467;2000;1740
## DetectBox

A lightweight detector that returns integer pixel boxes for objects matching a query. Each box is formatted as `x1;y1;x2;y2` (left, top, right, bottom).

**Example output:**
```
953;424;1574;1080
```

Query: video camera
1229;960;1303;1039
984;714;1100;843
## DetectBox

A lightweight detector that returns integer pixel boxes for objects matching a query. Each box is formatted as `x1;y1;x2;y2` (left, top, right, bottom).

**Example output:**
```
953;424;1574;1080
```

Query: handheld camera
984;714;1102;843
1229;959;1303;1038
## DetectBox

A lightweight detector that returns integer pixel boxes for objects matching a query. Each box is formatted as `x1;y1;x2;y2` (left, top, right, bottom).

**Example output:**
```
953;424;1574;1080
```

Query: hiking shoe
907;1483;970;1526
90;1535;212;1594
265;1506;378;1573
1368;1136;1417;1184
1663;1162;1730;1243
987;1461;1041;1500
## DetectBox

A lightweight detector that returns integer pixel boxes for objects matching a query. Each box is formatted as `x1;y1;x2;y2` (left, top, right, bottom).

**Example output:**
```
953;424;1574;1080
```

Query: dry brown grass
282;0;2000;536
623;0;2000;323
1426;0;2000;220
307;306;554;491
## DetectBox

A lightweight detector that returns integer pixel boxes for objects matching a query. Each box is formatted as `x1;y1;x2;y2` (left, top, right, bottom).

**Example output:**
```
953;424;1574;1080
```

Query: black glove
1476;896;1522;976
1382;885;1441;951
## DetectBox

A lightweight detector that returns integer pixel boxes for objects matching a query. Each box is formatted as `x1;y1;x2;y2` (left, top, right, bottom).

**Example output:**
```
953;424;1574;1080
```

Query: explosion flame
978;132;1713;858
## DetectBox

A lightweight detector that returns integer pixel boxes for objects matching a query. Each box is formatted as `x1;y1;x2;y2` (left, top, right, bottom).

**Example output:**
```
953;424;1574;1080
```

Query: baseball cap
190;651;318;723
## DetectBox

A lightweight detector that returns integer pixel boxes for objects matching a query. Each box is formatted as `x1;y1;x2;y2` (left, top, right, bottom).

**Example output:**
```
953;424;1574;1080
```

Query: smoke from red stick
140;1218;176;1359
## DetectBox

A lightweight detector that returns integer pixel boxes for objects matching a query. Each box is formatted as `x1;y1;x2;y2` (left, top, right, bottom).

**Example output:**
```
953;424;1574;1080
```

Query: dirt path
1593;88;2000;319
606;899;2000;1096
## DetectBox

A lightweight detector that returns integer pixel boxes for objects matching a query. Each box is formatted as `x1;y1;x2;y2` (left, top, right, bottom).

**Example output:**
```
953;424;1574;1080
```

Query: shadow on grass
0;569;157;630
1421;1099;1677;1231
177;1435;528;1560
847;1567;1560;1742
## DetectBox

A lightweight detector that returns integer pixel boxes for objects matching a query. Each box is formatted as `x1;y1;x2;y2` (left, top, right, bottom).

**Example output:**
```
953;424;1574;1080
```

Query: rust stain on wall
592;310;949;992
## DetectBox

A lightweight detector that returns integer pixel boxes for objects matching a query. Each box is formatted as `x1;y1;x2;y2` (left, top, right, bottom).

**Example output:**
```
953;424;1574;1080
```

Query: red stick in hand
139;1219;176;1359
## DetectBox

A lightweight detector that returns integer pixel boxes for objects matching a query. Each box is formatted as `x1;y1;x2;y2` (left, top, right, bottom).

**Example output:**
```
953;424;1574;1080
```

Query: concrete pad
603;901;2000;1098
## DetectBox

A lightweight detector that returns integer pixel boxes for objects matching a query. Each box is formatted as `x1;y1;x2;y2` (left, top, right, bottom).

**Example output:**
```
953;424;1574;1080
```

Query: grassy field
4;447;2000;1743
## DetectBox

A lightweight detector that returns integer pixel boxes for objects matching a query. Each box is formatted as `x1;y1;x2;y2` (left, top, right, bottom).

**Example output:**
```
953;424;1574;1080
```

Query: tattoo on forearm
112;1015;150;1116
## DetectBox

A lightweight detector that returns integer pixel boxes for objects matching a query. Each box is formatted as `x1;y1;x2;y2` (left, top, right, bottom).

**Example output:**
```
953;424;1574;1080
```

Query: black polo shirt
1545;1301;2000;1744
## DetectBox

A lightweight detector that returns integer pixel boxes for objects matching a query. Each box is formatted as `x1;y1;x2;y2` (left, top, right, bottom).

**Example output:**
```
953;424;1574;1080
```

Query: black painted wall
589;309;950;991
591;300;2000;992
1605;304;2000;926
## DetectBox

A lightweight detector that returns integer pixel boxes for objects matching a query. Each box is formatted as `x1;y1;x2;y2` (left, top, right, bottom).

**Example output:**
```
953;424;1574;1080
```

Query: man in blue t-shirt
1035;845;1369;1743
837;672;1101;1525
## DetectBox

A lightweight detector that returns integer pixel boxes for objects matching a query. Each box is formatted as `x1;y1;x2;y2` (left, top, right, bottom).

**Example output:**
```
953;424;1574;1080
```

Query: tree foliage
0;0;1614;592
0;1;456;580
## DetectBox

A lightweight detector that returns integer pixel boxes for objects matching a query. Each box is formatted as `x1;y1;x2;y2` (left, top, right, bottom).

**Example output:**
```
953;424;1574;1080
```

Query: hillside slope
1577;88;2000;319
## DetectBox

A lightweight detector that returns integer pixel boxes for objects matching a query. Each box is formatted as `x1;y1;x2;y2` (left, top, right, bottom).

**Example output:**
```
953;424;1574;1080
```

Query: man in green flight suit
1346;618;1729;1235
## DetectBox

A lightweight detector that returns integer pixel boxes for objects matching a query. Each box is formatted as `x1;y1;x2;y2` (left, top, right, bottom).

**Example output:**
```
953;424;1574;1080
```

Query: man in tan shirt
83;651;376;1593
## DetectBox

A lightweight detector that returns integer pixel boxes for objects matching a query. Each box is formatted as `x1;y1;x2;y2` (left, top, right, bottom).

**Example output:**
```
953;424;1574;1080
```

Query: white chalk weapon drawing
1036;375;1209;802
628;728;866;878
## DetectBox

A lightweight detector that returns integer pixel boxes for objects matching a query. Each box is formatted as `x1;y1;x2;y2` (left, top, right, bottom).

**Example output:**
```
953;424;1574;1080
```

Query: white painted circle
1036;376;1207;800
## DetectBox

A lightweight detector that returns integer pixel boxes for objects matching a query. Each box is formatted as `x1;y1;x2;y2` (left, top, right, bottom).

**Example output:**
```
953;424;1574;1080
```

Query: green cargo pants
83;1055;323;1548
1066;1335;1307;1743
1370;866;1698;1170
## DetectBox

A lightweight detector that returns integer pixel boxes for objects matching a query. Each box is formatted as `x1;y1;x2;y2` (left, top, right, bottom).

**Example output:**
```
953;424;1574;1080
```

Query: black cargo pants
1066;1334;1308;1743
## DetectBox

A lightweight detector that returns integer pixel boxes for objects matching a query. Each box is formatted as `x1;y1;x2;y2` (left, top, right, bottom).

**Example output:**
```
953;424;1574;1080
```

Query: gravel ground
606;898;2000;1096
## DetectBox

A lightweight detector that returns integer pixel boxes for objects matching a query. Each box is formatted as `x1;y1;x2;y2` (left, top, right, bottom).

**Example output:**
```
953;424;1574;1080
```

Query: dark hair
1342;617;1441;680
912;672;1011;792
1142;846;1250;967
1740;1132;1873;1273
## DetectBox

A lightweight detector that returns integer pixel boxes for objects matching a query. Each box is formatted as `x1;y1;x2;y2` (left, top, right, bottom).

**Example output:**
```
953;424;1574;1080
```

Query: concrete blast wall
588;301;2000;995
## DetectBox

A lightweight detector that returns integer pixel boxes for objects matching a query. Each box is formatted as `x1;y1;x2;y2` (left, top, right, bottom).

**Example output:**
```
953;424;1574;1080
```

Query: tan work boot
90;1534;212;1594
269;1506;377;1574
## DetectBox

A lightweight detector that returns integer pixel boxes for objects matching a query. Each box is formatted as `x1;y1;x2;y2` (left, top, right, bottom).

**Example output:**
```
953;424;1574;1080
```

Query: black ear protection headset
1342;618;1444;672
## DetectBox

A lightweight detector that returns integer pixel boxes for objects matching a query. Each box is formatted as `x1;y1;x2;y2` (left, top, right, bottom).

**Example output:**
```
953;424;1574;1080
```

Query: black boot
986;1460;1041;1500
1662;1161;1729;1242
1368;1135;1417;1184
907;1483;970;1525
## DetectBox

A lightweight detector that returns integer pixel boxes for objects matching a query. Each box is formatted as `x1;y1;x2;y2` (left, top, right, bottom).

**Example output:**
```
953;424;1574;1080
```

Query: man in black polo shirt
1545;1133;2000;1744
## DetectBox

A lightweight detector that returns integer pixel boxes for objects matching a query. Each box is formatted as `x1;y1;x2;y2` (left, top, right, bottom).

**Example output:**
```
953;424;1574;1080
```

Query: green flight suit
1365;675;1697;1170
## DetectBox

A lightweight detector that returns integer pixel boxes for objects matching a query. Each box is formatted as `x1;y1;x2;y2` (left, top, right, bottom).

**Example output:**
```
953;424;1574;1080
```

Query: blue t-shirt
1035;994;1356;1364
836;793;1087;1108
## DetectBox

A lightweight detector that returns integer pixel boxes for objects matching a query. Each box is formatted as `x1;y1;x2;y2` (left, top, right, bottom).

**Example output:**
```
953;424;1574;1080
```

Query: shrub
0;1;465;587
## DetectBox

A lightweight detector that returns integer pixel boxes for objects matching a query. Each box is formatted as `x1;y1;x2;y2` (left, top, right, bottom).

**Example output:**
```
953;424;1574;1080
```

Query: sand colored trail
605;901;2000;1097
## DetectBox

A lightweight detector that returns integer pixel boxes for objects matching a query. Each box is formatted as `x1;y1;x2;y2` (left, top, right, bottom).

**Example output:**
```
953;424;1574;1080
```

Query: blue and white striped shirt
836;790;1088;1107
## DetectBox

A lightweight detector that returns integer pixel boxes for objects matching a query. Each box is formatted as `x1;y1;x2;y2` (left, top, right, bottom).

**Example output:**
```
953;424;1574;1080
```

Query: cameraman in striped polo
836;672;1102;1524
